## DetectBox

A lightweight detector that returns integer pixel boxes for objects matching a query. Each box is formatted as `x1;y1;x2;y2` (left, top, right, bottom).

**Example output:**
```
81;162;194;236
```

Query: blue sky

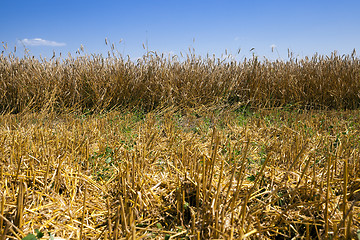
1;0;360;61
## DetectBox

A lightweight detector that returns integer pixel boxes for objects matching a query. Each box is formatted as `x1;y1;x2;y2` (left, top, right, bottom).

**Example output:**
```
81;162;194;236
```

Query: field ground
1;106;360;239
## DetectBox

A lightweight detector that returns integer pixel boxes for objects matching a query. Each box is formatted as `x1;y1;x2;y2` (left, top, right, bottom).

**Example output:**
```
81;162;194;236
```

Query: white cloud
19;38;66;47
234;36;240;41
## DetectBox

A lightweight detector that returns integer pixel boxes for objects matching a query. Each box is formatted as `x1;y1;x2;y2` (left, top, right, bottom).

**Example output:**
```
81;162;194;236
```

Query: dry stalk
79;180;87;239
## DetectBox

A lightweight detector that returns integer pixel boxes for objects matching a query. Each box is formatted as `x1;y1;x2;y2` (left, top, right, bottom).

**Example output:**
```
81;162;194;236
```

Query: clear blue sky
1;0;360;61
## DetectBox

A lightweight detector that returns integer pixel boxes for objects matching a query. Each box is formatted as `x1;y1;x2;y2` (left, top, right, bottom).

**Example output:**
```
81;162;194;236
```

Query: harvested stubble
0;107;359;239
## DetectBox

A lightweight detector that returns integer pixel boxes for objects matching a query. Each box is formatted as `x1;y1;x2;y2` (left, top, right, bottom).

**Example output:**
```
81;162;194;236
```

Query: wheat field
0;50;360;239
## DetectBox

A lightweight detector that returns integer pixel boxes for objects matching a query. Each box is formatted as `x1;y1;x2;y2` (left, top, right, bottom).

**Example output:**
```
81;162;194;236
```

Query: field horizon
1;49;360;114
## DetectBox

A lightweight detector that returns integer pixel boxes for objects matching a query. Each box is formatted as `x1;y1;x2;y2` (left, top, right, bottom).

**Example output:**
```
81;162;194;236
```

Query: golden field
0;50;360;239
